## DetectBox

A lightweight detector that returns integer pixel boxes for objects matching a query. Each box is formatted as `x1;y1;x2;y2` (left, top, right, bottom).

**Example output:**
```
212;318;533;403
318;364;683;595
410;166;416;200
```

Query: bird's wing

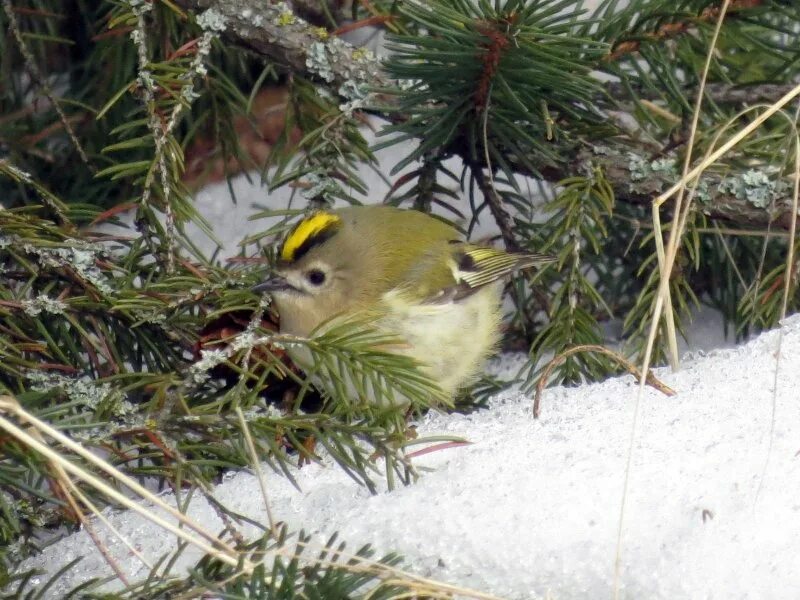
400;244;556;305
452;246;554;289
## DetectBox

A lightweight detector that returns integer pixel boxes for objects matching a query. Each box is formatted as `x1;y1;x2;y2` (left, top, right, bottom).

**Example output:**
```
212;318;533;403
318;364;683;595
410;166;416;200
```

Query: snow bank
18;316;800;598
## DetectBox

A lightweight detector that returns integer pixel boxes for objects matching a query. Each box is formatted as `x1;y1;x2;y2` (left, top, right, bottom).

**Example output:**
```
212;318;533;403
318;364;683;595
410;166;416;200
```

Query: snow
17;315;800;598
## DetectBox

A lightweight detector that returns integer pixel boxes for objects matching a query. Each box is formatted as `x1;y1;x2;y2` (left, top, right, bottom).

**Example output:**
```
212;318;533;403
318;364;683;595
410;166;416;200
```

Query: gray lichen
125;0;151;17
138;311;168;325
306;41;334;83
196;7;227;32
624;151;715;203
650;157;678;176
22;294;68;317
717;169;789;208
188;348;228;384
628;152;678;187
231;330;259;352
338;80;368;115
20;240;114;295
302;170;340;202
693;177;712;204
27;372;135;417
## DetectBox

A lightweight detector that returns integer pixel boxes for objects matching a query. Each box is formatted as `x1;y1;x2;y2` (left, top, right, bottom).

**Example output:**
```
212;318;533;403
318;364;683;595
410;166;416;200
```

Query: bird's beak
253;273;293;294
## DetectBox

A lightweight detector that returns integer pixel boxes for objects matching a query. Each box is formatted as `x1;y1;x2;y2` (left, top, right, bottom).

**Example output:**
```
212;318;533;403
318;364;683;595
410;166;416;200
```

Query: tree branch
178;0;798;231
177;0;386;93
605;82;800;108
472;165;520;252
552;145;798;230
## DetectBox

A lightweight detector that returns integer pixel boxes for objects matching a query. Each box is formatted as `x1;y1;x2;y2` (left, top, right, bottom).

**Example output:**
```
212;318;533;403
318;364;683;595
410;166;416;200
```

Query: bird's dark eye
306;269;326;286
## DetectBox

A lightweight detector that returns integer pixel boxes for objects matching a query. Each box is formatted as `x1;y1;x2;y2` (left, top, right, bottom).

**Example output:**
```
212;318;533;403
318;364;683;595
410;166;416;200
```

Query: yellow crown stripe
281;212;342;261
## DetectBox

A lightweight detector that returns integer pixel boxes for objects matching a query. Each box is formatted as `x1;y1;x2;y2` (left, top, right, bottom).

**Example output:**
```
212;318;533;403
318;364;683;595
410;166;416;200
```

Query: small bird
254;205;554;406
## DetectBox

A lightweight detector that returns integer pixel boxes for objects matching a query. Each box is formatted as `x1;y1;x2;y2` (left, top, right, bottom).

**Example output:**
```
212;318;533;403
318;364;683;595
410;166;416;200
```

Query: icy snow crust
18;316;800;598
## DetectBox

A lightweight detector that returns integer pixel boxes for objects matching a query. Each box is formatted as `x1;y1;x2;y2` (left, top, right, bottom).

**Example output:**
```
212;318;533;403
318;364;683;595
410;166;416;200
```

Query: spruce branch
602;0;768;62
524;169;619;387
171;0;797;233
0;201;450;571
115;1;225;273
3;0;800;592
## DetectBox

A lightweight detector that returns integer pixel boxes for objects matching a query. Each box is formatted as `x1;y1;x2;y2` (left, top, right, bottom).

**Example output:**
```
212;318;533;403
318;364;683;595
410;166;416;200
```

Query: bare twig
236;406;278;536
472;165;520;252
2;0;92;167
605;82;800;107
61;478;132;586
553;145;800;231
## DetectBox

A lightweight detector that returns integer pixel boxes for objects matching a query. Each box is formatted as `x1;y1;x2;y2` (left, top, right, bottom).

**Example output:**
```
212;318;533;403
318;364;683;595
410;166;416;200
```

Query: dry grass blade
615;3;734;597
654;0;741;370
532;344;676;419
779;127;800;321
0;398;254;573
4;395;135;584
235;405;278;536
0;396;241;556
64;478;154;572
60;477;132;586
755;104;800;504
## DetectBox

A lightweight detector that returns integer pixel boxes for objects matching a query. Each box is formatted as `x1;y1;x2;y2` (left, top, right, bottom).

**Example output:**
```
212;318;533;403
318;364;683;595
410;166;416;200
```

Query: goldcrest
255;205;554;405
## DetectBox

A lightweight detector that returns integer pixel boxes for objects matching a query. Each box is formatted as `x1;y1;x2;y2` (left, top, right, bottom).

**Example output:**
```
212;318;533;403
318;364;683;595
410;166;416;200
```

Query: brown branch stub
532;344;676;419
334;14;393;37
474;16;516;111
